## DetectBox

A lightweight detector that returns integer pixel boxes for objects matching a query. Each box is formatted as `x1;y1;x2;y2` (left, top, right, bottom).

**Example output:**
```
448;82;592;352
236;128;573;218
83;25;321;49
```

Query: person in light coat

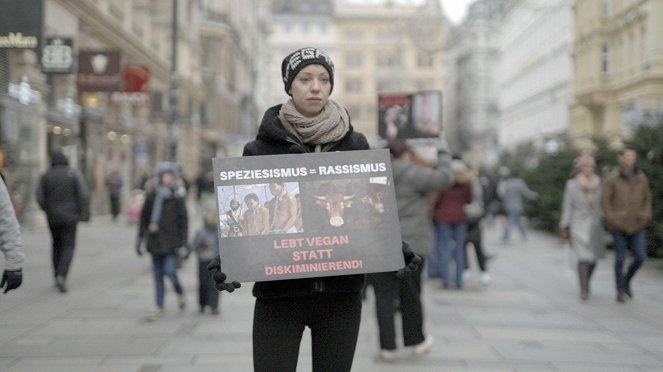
560;154;606;300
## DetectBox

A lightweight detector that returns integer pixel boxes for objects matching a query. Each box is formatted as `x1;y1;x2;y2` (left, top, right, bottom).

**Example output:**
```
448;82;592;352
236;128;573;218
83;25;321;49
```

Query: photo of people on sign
378;90;442;140
212;150;404;283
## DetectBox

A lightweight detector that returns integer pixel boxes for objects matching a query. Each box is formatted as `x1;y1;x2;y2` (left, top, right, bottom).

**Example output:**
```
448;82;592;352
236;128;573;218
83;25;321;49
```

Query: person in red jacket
431;160;472;289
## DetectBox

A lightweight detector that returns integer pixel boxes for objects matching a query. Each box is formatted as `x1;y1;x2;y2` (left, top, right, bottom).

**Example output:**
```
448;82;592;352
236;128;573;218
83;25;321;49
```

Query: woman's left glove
395;241;422;278
1;269;23;293
207;256;241;293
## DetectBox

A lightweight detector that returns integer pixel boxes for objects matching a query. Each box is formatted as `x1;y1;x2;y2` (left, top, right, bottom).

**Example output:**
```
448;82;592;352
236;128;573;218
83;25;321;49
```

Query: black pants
368;265;425;350
198;260;219;310
464;222;487;272
49;222;78;278
109;194;120;220
253;291;362;372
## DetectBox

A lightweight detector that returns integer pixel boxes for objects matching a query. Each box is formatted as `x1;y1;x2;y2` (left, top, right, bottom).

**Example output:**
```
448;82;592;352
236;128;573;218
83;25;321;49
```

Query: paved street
1;209;663;372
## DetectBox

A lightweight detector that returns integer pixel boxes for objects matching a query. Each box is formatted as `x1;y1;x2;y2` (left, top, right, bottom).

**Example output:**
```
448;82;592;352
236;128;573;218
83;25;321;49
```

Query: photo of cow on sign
211;150;404;282
306;178;389;230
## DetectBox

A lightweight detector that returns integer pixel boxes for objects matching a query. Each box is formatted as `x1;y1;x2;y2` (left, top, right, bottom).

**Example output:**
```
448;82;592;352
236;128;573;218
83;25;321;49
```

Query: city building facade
570;0;663;147
333;0;446;144
498;0;573;154
0;0;270;225
443;0;509;166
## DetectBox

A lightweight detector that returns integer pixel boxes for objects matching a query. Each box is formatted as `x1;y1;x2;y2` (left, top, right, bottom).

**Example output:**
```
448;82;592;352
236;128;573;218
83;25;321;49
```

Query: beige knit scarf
575;173;600;204
279;99;350;147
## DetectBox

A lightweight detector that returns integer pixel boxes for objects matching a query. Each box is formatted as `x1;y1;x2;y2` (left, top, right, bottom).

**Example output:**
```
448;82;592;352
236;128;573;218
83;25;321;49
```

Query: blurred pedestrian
600;147;651;303
207;47;421;372
1;177;24;294
136;162;188;320
195;170;214;202
191;205;220;315
431;159;472;289
36;150;86;293
105;165;123;222
499;169;538;242
463;165;492;285
368;137;453;361
560;154;606;300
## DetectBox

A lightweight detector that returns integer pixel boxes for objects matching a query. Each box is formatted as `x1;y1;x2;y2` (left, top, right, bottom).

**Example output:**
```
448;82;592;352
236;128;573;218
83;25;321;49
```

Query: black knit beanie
281;47;334;96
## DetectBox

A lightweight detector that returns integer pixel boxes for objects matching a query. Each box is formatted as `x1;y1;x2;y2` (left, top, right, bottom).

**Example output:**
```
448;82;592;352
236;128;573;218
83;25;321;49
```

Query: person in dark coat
105;165;123;222
136;162;188;320
36;150;86;293
206;47;422;372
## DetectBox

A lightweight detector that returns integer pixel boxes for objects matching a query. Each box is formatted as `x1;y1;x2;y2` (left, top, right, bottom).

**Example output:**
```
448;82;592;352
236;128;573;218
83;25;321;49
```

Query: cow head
312;193;355;227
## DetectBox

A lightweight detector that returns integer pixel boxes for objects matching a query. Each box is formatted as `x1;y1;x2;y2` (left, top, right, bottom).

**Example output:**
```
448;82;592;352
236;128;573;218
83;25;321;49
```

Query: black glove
207;256;241;293
135;236;144;256
1;269;23;293
395;241;422;278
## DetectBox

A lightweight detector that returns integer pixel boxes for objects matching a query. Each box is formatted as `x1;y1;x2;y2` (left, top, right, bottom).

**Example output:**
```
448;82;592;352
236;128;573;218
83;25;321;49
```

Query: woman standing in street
207;47;421;372
560;154;605;300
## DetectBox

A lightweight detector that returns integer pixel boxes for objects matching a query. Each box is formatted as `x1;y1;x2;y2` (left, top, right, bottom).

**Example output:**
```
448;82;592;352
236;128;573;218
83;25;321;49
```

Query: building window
344;28;363;41
602;0;610;17
346;52;362;68
602;44;610;75
345;78;363;93
417;52;434;68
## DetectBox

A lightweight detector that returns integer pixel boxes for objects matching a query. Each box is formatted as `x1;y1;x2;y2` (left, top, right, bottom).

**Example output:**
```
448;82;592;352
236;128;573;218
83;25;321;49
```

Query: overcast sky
440;0;473;24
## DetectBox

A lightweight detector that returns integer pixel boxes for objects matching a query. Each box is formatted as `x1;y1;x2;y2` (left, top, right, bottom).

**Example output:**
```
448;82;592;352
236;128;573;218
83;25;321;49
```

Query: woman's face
288;64;331;117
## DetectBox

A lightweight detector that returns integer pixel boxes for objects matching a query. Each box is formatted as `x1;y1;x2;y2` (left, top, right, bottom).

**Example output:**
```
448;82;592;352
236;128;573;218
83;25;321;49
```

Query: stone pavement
1;210;663;372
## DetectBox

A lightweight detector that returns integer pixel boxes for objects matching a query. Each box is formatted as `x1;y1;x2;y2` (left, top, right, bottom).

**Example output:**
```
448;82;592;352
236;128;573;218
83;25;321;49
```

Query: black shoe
55;275;67;293
624;282;633;298
616;292;626;303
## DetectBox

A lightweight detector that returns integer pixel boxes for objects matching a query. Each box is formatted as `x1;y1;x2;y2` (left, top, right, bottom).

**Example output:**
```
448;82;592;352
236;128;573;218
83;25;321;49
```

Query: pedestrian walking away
367;137;453;362
35;150;86;293
498;169;539;242
0;177;24;294
560;154;606;300
463;164;492;285
136;162;189;320
105;165;124;222
431;159;472;289
206;47;422;372
600;147;651;303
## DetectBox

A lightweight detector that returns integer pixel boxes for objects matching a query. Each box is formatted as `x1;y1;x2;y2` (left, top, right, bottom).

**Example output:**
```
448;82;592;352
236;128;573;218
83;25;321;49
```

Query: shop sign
8;76;41;105
77;50;122;92
0;0;43;49
56;97;81;118
41;37;74;74
122;64;150;92
110;92;151;106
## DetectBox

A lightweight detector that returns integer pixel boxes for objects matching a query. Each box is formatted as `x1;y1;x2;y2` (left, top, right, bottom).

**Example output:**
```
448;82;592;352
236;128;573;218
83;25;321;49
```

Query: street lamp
169;0;179;162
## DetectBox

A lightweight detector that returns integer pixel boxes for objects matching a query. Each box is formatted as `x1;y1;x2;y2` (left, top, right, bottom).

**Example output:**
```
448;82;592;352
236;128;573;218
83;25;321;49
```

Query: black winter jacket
139;191;188;256
244;104;370;299
36;151;86;225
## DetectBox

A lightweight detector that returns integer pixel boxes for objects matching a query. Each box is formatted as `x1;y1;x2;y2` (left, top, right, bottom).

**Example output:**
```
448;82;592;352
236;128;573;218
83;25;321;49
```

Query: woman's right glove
395;241;422;278
207;256;241;293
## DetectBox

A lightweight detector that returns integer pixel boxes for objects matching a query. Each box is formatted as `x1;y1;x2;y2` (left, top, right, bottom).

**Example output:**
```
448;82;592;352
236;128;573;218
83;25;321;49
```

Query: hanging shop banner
0;0;43;49
41;37;74;74
122;64;150;92
77;50;122;92
212;149;404;283
378;90;442;140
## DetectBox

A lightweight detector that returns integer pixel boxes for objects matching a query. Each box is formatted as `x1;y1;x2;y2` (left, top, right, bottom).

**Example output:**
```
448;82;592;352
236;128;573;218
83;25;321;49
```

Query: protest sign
212;149;404;282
